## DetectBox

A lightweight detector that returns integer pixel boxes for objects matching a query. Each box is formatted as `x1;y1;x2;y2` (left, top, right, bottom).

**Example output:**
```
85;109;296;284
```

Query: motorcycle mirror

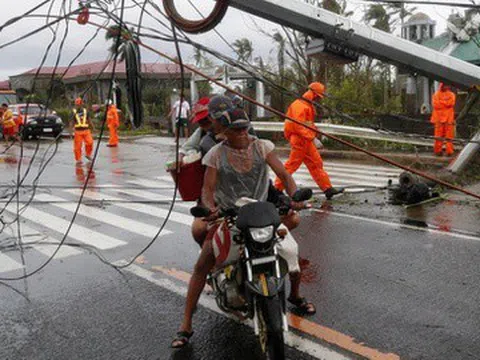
190;206;210;218
292;188;313;202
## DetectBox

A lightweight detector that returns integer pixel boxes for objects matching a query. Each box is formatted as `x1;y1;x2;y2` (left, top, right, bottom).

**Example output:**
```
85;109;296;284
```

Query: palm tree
105;24;137;61
232;38;253;63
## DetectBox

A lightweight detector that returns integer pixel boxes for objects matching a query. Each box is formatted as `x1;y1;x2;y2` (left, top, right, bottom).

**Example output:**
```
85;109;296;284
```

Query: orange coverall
107;104;120;146
274;90;332;191
72;107;94;161
2;109;17;137
430;84;456;155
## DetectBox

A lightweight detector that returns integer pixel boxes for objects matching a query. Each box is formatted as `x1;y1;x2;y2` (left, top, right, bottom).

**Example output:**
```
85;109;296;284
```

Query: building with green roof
400;11;480;114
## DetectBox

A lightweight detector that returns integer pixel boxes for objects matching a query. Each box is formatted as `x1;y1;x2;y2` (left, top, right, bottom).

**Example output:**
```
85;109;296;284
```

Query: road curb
59;133;453;166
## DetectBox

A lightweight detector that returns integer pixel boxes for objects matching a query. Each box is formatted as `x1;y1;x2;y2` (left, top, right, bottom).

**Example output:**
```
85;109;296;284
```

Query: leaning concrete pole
448;89;480;173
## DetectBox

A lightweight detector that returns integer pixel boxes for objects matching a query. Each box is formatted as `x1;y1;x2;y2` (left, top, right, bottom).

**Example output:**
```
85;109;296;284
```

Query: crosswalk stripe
19;224;83;259
0;252;24;273
127;178;173;188
270;172;391;188
320;167;400;177
293;171;397;183
156;175;175;183
109;188;193;209
63;189;193;226
312;161;403;173
35;194;173;239
9;207;126;250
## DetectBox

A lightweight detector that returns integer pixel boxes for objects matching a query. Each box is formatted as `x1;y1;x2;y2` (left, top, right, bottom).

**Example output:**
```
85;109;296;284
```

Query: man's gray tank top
215;142;269;210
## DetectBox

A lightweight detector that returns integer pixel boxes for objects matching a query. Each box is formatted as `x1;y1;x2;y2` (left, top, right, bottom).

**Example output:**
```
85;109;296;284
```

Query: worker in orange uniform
431;83;456;156
70;97;95;165
106;100;120;147
274;83;343;200
1;103;19;145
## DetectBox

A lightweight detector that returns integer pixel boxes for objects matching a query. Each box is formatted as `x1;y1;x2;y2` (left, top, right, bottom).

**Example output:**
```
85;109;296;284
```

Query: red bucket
169;159;205;201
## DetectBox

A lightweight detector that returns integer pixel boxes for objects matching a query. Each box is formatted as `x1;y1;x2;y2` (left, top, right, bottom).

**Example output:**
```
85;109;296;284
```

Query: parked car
8;104;64;140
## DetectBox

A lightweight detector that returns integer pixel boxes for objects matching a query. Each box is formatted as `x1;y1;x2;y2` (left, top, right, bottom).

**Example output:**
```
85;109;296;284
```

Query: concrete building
8;61;193;105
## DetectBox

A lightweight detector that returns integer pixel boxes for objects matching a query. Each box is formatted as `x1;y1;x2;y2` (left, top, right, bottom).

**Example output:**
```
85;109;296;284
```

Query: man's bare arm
201;166;218;212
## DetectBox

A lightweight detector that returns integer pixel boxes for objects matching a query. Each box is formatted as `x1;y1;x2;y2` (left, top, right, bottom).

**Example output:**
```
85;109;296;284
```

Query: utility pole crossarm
229;0;480;89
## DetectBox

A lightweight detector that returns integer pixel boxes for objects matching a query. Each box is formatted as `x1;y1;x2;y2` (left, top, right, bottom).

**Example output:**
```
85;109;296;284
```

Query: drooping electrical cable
0;0;127;280
1;0;479;280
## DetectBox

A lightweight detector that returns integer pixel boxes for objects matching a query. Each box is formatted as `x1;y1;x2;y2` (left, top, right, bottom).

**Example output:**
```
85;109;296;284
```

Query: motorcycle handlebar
189;188;312;218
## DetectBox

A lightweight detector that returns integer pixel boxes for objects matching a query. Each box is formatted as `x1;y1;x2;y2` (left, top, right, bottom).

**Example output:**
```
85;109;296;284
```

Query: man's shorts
176;117;188;127
3;127;15;137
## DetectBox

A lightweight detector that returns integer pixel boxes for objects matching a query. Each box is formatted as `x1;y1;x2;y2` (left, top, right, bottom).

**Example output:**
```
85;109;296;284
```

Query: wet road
0;137;479;360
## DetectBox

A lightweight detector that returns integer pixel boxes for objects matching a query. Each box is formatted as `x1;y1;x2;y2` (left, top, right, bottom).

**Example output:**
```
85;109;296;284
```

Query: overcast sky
0;0;468;82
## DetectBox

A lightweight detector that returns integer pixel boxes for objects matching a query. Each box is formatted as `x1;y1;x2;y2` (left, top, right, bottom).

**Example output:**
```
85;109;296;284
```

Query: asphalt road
0;137;478;360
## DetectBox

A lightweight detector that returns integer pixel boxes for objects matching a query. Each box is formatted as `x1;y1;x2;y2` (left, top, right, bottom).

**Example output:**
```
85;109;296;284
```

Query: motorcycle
191;188;312;360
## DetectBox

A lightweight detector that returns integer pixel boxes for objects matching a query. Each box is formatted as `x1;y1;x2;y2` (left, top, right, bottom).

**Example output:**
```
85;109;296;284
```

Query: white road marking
0;252;24;273
107;188;193;209
155;175;175;183
320;161;403;173
127;178;174;189
323;166;401;177
19;224;83;258
63;189;193;226
289;174;392;187
9;207;126;250
35;194;173;240
271;171;392;188
125;263;352;360
313;209;480;242
319;170;398;182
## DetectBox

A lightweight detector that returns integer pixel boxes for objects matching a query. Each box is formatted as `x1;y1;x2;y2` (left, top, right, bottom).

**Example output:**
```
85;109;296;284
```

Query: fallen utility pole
229;0;480;89
447;89;480;174
228;0;480;173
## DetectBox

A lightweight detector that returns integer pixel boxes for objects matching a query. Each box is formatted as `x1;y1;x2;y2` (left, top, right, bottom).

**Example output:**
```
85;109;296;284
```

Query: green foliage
232;38;253;62
105;25;137;61
364;5;391;32
143;85;171;117
55;107;72;124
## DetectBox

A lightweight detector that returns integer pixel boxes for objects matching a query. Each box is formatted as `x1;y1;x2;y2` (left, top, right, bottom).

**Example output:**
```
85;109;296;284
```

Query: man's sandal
287;297;316;315
171;331;194;348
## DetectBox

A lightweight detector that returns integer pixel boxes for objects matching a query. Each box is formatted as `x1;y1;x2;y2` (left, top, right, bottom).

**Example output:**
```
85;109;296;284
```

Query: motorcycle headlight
249;226;274;243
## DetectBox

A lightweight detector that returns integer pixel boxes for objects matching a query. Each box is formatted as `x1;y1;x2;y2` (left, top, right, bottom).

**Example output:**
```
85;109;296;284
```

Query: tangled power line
0;0;479;282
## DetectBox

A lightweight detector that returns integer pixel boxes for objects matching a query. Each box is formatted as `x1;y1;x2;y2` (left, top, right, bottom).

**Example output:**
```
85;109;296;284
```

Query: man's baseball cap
75;97;83;106
208;95;233;119
216;108;250;129
191;97;210;124
308;82;325;98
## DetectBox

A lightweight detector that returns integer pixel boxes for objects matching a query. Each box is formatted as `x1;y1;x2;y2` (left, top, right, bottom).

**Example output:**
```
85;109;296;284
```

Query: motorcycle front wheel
257;295;286;360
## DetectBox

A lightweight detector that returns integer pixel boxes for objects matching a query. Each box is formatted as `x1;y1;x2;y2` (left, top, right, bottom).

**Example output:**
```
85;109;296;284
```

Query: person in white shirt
169;98;191;138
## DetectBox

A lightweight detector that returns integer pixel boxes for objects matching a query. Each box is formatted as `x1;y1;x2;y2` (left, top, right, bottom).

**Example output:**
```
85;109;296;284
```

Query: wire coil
163;0;229;33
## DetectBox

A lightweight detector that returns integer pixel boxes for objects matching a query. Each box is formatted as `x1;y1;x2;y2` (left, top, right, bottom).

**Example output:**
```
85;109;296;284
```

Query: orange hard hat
75;97;83;106
308;82;325;98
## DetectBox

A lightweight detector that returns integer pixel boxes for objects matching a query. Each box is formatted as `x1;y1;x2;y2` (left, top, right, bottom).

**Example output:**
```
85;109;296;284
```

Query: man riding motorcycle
189;96;298;246
172;107;315;348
